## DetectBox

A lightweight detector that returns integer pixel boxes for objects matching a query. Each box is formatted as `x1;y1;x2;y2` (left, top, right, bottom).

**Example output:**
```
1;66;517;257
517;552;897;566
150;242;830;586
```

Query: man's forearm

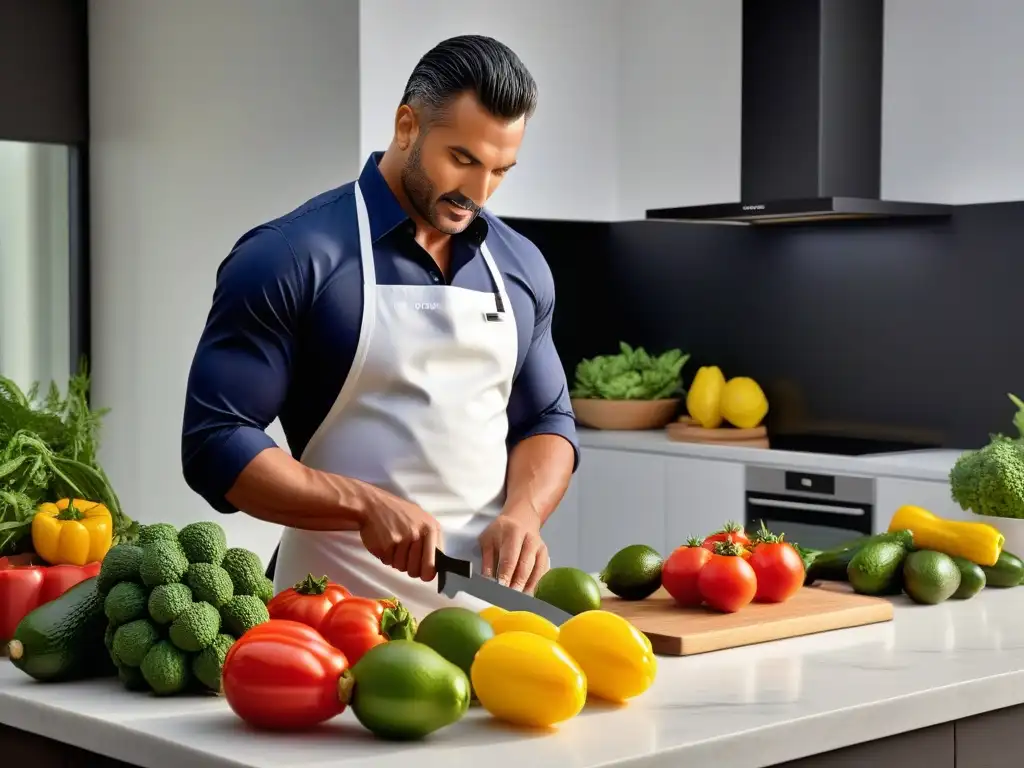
502;434;575;525
225;447;376;531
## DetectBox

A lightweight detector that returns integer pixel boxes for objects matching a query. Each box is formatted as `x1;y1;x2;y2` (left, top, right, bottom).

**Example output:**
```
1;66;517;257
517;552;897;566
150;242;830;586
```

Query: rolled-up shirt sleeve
505;258;580;473
181;226;308;513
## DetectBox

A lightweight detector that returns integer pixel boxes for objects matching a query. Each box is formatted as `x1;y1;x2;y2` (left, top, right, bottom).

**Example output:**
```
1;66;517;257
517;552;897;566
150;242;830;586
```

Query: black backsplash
506;201;1024;451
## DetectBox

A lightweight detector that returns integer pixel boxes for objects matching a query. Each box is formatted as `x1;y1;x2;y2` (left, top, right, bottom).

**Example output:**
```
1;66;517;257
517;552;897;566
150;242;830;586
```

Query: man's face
399;92;526;235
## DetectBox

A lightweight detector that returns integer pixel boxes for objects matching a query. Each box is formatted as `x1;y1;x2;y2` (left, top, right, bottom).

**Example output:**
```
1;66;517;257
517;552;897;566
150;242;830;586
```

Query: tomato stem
713;540;746;557
751;520;783;545
292;573;330;595
379;597;417;640
716;520;744;534
683;536;704;547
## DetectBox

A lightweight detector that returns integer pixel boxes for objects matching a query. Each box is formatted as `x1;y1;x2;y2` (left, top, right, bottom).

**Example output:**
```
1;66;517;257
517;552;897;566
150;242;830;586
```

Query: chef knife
434;548;573;626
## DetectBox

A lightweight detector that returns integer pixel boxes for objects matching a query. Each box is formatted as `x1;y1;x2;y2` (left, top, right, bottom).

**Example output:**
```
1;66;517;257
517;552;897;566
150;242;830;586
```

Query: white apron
273;182;518;621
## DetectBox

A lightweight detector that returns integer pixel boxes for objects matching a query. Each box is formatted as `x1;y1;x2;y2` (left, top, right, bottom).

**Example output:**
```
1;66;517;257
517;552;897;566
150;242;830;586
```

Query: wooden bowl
571;398;680;430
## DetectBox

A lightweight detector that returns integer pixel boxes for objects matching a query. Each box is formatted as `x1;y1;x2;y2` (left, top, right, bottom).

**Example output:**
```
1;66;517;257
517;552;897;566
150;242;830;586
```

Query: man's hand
358;489;442;583
479;507;549;592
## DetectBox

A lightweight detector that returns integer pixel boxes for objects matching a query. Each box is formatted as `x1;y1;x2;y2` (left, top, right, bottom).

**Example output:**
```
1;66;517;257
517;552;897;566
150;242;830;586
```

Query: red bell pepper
318;596;415;665
222;619;351;730
0;558;101;643
266;573;350;633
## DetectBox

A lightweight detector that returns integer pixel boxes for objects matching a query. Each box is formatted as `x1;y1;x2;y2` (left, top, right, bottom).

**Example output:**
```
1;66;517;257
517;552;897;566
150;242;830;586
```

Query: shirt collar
357;152;489;246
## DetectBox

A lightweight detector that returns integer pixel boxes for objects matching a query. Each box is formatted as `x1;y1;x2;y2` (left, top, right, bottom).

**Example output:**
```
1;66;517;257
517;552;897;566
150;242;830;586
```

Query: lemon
686;365;726;427
720;377;769;429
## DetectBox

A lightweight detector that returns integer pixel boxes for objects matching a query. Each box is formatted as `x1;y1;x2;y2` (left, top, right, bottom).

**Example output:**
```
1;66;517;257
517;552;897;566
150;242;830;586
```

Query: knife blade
434;548;573;626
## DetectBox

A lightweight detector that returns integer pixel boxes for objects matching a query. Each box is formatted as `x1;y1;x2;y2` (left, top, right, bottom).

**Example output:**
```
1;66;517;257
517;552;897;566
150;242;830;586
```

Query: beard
400;139;479;235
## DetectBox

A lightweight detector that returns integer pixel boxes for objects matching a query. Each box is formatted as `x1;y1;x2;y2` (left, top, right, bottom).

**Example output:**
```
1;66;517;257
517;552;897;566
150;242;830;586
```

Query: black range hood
646;0;953;226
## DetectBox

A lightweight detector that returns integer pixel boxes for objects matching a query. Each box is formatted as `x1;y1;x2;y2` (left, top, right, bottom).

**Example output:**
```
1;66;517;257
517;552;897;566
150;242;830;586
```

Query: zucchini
805;530;914;585
981;549;1024;588
7;577;115;682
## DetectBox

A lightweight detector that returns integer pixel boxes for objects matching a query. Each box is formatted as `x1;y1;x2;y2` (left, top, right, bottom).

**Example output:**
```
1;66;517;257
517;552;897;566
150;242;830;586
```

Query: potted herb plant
949;393;1024;558
569;342;689;430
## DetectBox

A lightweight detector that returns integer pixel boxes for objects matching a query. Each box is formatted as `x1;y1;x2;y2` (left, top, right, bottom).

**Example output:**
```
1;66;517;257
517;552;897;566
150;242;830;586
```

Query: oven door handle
746;496;867;517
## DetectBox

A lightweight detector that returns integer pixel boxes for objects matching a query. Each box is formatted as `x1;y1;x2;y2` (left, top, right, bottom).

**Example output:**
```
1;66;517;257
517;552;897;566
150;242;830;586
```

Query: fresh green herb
0;363;134;555
570;342;689;401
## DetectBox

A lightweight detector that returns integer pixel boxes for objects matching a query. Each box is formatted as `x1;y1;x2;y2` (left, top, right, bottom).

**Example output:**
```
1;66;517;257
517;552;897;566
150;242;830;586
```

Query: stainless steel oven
744;466;875;551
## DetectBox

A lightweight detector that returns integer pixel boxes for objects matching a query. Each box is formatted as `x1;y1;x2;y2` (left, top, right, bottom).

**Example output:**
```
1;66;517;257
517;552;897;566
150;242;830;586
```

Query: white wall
616;0;742;220
88;0;362;562
358;0;620;222
881;0;1024;204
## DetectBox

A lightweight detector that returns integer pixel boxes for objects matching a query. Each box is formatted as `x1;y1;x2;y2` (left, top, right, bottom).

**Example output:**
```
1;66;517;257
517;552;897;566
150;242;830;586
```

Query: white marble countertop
577;427;967;481
5;589;1024;768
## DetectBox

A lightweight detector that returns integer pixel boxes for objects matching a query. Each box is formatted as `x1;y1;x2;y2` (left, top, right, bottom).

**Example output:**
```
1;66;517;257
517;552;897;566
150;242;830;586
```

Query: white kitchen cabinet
664;456;745;552
576;448;667;573
875;477;965;525
542;473;581;569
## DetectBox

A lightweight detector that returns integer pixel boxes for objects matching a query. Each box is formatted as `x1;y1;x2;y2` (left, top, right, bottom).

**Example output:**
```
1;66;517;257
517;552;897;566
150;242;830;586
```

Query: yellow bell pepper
470;631;586;728
557;610;657;702
888;504;1004;567
32;498;113;566
490;610;560;641
478;605;507;629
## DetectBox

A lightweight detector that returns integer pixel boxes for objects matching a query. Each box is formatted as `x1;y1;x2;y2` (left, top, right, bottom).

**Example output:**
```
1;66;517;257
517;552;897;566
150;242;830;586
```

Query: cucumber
805;530;913;584
950;556;986;599
6;577;115;682
981;549;1024;588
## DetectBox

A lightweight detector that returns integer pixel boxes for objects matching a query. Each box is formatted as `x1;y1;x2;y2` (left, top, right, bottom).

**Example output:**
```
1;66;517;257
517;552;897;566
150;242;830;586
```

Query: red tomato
319;597;416;665
748;539;805;603
266;573;350;632
222;619;351;730
661;538;713;607
697;542;757;613
701;521;752;554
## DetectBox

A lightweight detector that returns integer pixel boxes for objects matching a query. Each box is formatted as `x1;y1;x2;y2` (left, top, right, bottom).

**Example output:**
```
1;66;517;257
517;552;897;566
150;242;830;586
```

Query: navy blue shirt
182;153;579;514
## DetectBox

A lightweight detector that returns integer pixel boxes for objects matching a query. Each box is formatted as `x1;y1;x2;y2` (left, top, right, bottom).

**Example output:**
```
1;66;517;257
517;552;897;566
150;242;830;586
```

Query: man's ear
394;104;422;152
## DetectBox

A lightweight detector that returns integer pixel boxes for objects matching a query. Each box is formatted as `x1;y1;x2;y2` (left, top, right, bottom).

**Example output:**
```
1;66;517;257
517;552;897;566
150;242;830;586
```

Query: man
181;35;579;618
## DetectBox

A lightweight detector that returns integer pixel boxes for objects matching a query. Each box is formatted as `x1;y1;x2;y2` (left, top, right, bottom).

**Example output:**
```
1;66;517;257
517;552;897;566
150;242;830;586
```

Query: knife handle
435;548;472;577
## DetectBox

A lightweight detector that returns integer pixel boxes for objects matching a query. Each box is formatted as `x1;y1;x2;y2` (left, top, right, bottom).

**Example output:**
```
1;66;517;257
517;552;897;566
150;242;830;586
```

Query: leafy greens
570;342;690;401
0;364;133;555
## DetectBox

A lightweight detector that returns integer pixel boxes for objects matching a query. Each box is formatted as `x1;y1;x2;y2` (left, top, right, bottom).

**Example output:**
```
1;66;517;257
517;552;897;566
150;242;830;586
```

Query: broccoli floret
96;545;144;595
177;521;227;566
117;662;150;692
140;540;189;587
220;547;265;596
255;576;275;604
138;523;178;547
140;640;191;695
192;633;235;692
148;583;193;625
112;619;161;667
169;601;221;652
220;594;270;637
950;438;1024;519
184;563;234;608
104;581;149;625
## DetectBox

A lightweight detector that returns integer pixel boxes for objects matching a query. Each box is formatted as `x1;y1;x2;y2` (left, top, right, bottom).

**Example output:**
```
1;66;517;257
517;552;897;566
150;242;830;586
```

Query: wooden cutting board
666;417;770;448
602;585;894;655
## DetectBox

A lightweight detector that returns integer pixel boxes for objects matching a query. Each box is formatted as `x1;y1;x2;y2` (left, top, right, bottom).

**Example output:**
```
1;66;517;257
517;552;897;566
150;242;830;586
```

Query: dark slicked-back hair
400;35;538;123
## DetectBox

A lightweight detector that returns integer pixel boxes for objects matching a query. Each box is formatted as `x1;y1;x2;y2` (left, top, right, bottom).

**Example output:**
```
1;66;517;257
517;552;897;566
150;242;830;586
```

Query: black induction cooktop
768;433;942;457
